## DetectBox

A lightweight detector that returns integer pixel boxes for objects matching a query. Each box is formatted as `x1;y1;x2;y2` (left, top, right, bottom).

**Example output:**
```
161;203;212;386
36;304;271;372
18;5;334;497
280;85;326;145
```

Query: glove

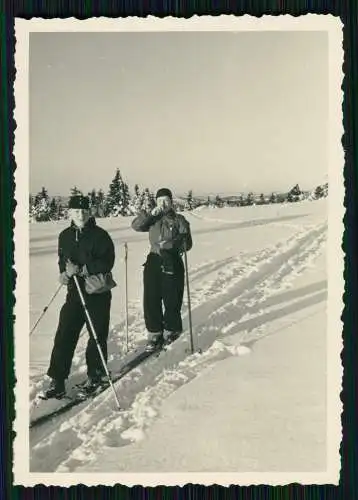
59;272;70;286
170;232;187;253
79;264;90;277
159;240;173;250
66;260;79;277
151;206;163;216
180;233;188;251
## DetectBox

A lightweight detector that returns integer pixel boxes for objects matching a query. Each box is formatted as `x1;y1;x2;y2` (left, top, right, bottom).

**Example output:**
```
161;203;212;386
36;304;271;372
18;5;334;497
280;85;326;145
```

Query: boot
84;371;109;392
163;330;181;345
44;378;65;399
145;332;164;352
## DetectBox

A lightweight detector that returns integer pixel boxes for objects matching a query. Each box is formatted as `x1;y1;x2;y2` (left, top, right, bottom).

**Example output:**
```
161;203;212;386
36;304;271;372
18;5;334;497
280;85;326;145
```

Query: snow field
28;200;328;472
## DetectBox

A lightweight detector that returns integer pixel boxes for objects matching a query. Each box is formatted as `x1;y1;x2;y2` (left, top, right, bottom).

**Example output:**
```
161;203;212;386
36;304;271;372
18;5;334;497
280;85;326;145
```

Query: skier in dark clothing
44;195;116;399
131;188;193;350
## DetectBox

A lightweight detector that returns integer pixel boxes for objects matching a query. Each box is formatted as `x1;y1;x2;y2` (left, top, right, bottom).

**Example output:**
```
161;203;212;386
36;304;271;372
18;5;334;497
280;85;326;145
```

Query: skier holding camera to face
131;188;193;350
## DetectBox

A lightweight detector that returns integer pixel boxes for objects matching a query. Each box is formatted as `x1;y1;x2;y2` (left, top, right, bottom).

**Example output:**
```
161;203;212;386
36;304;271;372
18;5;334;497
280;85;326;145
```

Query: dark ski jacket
131;209;193;256
58;217;115;280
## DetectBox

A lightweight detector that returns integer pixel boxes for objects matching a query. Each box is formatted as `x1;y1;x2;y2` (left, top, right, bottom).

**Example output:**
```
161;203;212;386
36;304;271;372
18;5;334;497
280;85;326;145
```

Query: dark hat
156;188;173;200
68;195;90;209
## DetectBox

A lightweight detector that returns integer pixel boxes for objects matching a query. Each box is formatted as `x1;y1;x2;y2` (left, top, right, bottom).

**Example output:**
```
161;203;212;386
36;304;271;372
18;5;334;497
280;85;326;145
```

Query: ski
30;342;164;429
30;332;185;429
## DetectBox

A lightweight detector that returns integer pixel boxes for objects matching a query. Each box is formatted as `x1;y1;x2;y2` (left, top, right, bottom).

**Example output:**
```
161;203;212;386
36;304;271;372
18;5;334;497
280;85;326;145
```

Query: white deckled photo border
13;14;344;487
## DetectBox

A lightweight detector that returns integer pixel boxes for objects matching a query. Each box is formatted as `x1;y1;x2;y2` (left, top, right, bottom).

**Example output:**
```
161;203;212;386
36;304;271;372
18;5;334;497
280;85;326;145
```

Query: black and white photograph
13;15;344;486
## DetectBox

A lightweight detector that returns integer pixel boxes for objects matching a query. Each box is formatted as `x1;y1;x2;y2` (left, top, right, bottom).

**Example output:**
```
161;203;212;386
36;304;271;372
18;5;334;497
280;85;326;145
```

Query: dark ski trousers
143;252;185;334
47;285;112;381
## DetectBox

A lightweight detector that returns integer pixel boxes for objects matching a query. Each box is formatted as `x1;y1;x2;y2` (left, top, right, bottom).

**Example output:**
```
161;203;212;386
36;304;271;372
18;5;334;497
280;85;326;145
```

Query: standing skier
131;188;193;350
44;195;116;398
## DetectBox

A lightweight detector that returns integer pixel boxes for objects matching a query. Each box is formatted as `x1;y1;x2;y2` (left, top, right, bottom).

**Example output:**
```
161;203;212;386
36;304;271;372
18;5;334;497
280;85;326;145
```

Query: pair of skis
30;334;179;429
30;242;195;427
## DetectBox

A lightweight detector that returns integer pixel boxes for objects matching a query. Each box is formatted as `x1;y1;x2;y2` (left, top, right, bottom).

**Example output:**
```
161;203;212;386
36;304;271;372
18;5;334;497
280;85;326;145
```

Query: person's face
156;196;172;212
69;208;90;229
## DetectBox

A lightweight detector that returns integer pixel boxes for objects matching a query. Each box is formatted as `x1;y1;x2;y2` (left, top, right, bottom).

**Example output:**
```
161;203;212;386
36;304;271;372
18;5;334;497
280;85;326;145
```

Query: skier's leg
143;253;164;338
162;258;185;336
84;291;112;380
47;295;85;382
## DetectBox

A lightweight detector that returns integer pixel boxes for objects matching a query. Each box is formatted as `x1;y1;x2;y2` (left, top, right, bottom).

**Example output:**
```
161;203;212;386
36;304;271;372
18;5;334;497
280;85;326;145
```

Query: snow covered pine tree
31;187;52;222
107;169;131;217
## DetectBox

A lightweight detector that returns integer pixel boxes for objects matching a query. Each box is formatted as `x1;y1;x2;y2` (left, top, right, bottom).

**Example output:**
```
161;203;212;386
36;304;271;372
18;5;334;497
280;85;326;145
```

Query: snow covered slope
27;200;335;475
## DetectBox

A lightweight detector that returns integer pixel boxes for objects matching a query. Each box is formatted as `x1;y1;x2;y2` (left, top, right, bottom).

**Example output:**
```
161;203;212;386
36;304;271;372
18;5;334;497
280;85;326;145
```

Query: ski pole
183;242;194;354
73;275;121;411
30;284;63;336
124;242;129;352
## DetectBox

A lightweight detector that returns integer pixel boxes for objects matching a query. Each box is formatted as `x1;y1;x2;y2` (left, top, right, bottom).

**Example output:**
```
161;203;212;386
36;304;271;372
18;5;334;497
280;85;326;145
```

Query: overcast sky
29;30;328;197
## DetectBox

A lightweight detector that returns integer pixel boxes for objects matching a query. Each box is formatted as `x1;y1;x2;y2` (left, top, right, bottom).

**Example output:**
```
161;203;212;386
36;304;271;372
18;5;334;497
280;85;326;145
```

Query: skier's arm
159;218;193;252
58;233;66;274
131;211;159;232
58;233;71;284
182;225;193;252
85;232;115;275
176;217;193;252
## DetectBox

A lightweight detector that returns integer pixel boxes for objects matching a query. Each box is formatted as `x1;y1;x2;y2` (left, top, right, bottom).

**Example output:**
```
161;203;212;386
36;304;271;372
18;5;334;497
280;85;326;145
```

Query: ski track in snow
29;254;240;393
29;218;327;473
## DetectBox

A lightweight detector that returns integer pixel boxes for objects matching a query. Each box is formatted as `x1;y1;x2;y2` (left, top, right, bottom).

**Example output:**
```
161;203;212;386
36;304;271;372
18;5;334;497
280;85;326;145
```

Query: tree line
29;169;157;222
29;169;328;223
